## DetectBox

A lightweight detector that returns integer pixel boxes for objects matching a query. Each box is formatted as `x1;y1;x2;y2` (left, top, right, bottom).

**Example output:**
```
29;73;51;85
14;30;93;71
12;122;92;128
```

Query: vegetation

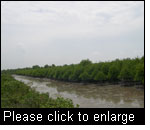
1;74;75;108
1;57;144;108
2;56;144;85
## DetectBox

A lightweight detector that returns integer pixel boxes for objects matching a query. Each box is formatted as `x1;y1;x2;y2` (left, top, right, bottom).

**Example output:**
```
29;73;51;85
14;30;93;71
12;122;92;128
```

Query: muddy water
13;75;144;108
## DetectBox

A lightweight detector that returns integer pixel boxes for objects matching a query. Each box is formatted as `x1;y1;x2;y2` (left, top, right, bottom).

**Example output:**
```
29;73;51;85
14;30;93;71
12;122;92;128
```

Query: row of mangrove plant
2;56;144;85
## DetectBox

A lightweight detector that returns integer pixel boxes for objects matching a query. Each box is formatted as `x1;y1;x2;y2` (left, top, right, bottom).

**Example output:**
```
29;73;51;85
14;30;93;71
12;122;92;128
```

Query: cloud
1;1;144;69
1;2;143;28
2;2;143;40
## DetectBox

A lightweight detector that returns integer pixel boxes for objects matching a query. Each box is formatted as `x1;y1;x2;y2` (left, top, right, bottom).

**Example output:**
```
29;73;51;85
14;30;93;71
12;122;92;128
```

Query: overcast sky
1;1;144;70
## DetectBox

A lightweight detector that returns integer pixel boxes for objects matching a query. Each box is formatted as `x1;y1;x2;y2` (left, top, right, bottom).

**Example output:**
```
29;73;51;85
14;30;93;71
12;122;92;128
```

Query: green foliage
80;59;92;66
108;65;119;81
32;65;40;69
119;65;133;81
44;64;49;68
2;56;144;84
1;74;75;108
135;63;144;84
94;71;106;82
101;63;109;75
79;71;90;82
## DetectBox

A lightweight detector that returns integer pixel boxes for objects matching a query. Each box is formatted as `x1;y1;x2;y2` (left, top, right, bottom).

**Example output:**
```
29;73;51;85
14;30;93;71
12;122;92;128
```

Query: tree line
2;56;144;85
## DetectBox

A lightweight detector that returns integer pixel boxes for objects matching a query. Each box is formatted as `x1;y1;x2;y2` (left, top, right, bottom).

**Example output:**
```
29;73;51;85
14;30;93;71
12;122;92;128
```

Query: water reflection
13;75;144;108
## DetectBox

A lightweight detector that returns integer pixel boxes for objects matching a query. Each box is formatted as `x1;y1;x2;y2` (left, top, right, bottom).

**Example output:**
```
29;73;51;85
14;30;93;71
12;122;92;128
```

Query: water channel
13;75;144;108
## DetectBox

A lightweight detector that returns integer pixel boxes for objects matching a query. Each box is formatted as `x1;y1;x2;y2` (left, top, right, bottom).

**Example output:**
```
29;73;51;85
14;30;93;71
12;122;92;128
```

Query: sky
1;1;144;70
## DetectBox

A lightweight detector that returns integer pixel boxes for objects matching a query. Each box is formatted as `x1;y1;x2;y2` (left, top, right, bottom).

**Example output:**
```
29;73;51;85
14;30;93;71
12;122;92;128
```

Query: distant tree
94;71;106;82
135;63;144;84
119;65;133;81
68;73;75;81
108;65;119;81
32;65;40;69
52;64;55;67
86;64;95;75
44;64;49;68
91;67;99;81
80;59;92;66
53;68;61;79
63;64;68;67
62;71;71;81
79;71;90;82
101;63;109;76
71;66;83;81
